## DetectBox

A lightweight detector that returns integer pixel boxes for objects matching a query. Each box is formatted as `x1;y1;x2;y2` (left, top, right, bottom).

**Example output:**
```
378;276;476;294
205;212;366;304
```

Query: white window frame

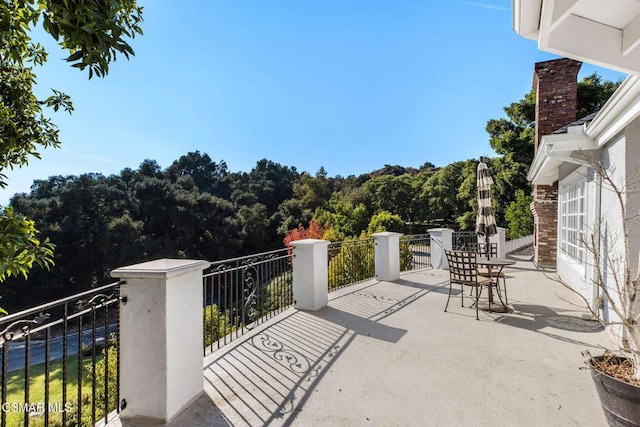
559;177;587;264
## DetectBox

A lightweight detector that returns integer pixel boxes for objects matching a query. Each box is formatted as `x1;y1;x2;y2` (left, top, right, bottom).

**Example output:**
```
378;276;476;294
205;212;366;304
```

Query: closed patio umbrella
476;157;497;241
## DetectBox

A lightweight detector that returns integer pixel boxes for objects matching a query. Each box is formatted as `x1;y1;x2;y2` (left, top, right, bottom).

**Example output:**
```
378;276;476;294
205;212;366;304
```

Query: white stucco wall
624;118;640;278
553;127;640;325
599;134;627;324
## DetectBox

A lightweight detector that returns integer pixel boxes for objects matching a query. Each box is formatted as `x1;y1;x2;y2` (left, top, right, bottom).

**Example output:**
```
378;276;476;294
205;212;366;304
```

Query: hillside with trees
0;73;620;312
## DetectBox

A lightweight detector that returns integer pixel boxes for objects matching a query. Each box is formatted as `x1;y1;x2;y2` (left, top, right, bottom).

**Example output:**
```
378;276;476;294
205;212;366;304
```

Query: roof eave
528;131;595;185
585;75;640;144
512;0;542;40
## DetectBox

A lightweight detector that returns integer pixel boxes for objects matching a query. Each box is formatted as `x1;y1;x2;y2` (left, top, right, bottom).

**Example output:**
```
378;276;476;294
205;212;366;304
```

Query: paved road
2;324;116;373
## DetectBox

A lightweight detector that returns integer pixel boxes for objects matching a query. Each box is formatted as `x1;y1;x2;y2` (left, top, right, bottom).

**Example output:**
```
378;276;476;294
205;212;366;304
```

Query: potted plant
560;158;640;426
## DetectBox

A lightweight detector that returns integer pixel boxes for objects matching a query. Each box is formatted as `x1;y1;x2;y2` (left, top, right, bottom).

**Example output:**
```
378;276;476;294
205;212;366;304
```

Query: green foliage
577;73;622;118
484;73;620;228
368;211;404;233
419;160;475;228
486;91;536;166
0;0;143;184
166;151;230;198
3;352;101;427
0;206;54;283
505;190;534;239
0;0;143;287
322;226;344;242
203;304;234;348
2;71;621;310
400;238;414;271
79;346;119;427
56;345;119;427
313;197;370;239
265;270;293;312
364;174;416;222
328;235;375;289
293;168;331;212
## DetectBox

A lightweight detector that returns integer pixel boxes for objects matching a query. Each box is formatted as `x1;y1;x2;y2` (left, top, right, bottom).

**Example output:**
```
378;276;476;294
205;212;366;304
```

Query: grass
2;351;113;427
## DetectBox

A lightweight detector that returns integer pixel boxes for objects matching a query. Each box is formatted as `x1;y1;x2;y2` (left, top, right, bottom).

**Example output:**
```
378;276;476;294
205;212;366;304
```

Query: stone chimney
530;58;582;269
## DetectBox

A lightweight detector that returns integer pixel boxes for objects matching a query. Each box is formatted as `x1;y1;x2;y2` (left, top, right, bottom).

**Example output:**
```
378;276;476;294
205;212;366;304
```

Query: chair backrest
445;250;478;285
469;242;497;258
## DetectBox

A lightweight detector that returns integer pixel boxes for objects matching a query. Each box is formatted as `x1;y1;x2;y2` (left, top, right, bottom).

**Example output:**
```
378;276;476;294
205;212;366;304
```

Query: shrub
203;304;234;348
328;235;375;289
400;237;414;271
265;270;293;312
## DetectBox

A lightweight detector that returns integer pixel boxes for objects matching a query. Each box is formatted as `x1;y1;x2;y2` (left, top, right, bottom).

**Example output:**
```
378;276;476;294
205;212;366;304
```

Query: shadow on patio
141;256;610;426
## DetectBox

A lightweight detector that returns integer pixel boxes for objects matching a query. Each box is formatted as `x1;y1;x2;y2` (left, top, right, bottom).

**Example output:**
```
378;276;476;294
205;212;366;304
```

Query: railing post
111;259;209;424
373;232;400;281
428;228;453;269
490;227;507;258
291;239;330;310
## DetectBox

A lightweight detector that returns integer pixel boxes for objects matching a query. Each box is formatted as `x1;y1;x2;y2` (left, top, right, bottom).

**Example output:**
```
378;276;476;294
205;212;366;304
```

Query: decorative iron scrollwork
0;312;50;344
76;292;118;311
243;265;259;329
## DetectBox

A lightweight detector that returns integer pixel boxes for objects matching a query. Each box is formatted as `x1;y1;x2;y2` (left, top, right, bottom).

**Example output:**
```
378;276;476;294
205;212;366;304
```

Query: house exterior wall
600;134;626;323
552;106;640;323
624;118;640;278
556;165;593;303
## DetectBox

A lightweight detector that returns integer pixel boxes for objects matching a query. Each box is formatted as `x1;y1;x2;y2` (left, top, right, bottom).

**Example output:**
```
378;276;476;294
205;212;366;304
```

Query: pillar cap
373;232;401;237
289;239;330;247
111;259;210;280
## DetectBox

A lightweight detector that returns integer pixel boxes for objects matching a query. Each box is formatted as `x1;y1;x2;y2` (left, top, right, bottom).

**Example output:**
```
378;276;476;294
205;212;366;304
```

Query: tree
577;73;622;119
283;219;326;249
484;73;621;229
166;151;230;198
364;174;415;223
505;189;533;239
419;161;475;228
0;0;143;283
367;211;404;233
292;169;331;212
0;207;53;289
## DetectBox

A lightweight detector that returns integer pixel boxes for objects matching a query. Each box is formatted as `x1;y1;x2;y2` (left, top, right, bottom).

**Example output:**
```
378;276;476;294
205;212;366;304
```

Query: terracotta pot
590;356;640;427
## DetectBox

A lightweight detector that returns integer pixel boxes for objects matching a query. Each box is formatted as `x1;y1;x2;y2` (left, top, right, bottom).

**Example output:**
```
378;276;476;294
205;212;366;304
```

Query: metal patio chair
444;250;493;320
470;242;508;304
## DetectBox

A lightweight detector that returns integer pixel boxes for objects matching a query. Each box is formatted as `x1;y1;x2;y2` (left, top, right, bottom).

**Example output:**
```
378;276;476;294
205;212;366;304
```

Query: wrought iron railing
452;231;478;250
0;281;122;427
203;248;292;354
328;238;375;290
400;234;432;271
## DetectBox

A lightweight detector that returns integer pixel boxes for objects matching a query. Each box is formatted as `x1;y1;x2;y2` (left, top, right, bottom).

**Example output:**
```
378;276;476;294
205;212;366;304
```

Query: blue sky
1;0;627;204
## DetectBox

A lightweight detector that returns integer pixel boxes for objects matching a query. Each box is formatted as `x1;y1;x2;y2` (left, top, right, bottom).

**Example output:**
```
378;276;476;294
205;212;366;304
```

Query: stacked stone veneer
530;58;582;268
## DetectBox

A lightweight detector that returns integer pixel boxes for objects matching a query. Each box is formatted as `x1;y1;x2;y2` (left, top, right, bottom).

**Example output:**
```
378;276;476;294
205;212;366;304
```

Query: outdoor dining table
475;257;515;313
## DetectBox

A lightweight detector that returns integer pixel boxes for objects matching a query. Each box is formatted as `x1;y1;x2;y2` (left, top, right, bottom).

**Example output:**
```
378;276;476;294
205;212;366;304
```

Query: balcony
1;231;609;426
113;236;607;426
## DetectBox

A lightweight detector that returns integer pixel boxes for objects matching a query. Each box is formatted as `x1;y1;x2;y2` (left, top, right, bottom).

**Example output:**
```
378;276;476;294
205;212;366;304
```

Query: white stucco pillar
490;227;507;258
373;232;400;281
111;258;209;424
291;239;330;310
428;228;453;270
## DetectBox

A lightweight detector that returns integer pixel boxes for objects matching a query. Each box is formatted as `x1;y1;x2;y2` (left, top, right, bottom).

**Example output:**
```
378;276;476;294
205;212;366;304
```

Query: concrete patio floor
118;250;612;426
